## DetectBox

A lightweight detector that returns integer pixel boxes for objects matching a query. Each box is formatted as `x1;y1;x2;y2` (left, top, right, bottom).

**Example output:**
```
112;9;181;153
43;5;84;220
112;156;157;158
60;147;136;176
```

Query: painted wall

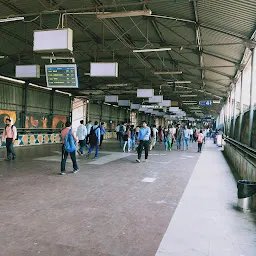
0;80;71;130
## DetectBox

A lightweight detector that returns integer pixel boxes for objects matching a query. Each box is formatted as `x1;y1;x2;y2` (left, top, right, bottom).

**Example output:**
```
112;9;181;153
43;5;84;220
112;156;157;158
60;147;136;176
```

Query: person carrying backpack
60;121;79;175
1;118;17;161
87;121;101;159
119;122;126;148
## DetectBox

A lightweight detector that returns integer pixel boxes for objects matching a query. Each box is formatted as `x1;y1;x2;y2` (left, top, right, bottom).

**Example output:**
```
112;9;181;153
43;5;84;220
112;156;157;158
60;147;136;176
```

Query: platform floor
0;139;255;256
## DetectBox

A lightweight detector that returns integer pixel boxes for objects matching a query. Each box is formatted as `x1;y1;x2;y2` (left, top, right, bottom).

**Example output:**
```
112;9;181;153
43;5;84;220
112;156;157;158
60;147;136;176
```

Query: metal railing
224;136;256;161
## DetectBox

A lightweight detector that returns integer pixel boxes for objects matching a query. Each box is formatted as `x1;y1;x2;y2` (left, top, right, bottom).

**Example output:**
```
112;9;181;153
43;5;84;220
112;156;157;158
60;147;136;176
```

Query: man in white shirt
76;120;87;155
152;125;158;147
86;121;92;146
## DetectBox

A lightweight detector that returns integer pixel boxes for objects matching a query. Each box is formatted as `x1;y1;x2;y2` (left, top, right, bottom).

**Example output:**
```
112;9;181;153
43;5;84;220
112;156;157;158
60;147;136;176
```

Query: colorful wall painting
0;110;17;128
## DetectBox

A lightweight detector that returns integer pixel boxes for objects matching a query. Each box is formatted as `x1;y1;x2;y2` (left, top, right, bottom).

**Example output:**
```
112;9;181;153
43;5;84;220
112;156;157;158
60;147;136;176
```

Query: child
197;130;204;153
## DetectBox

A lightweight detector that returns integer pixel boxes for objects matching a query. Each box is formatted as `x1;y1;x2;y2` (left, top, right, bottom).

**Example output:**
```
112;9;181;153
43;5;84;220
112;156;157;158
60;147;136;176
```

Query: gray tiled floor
156;143;256;256
0;140;200;256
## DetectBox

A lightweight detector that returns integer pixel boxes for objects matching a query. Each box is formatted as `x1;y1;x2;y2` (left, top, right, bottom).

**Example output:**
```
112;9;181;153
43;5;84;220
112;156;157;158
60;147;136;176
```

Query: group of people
60;120;106;175
1;117;210;174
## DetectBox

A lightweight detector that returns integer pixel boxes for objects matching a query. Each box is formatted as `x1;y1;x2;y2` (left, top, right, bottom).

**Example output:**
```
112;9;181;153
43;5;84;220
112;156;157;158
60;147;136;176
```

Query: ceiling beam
192;0;205;89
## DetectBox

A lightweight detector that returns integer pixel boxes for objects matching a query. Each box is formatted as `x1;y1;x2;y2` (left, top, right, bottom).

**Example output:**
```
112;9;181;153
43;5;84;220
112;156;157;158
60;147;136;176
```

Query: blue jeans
88;144;99;158
129;137;135;150
183;137;189;150
176;138;181;150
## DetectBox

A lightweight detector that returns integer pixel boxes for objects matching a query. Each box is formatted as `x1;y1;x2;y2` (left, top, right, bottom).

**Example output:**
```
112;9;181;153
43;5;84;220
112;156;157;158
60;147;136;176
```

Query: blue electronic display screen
45;64;79;88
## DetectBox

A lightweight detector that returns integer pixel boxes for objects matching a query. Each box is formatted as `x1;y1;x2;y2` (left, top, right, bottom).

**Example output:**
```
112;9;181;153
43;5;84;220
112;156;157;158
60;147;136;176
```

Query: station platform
0;140;255;256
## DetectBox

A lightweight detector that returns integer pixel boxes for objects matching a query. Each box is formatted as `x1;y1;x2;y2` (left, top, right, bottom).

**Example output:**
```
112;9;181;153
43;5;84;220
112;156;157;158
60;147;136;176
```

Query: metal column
248;47;256;147
231;84;237;138
238;71;244;141
22;83;28;128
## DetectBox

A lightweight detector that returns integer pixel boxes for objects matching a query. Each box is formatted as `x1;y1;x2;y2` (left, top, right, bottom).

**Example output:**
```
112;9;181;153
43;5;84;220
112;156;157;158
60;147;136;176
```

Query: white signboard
118;100;130;106
15;65;40;78
34;28;73;52
90;62;118;77
105;95;118;103
148;95;163;103
137;89;154;98
130;103;140;109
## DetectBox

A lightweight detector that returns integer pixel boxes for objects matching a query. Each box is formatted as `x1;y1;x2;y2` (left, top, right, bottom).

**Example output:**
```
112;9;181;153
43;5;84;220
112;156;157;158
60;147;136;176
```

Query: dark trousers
6;138;16;159
100;135;104;146
61;146;78;173
198;143;203;152
86;135;90;145
116;132;120;141
78;140;86;154
137;140;149;160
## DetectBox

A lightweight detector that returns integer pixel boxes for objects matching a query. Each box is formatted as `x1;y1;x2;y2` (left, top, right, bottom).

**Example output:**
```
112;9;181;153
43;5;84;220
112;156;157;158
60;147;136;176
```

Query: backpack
120;125;125;135
5;125;18;140
89;126;99;145
64;129;76;153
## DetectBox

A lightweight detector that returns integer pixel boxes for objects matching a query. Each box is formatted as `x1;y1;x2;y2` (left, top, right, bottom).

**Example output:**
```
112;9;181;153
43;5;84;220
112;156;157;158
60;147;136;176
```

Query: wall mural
0;110;17;128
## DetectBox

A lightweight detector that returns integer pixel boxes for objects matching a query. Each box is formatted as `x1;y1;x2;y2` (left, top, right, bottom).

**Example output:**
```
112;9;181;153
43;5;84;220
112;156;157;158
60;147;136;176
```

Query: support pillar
231;84;237;138
22;83;28;128
238;72;244;141
248;47;256;147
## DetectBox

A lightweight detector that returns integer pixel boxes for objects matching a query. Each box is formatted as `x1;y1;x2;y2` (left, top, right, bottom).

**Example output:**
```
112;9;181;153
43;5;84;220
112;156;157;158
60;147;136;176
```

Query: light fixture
180;95;198;97
29;83;52;91
183;102;198;105
0;75;25;84
106;83;128;87
0;16;24;23
175;91;193;94
154;71;182;75
97;10;152;19
182;101;198;103
133;47;172;53
167;81;191;84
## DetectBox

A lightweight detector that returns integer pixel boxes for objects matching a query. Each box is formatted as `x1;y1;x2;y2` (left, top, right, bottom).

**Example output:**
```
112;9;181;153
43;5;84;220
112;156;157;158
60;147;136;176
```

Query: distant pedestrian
60;121;79;175
99;122;106;146
76;120;87;155
183;125;190;150
123;125;131;152
86;121;92;146
1;118;17;161
119;122;126;148
115;123;120;140
87;121;101;159
197;130;204;153
136;121;151;163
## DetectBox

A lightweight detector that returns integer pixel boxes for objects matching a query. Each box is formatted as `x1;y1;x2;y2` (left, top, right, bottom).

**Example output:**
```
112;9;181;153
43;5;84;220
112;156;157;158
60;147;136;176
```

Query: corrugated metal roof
0;0;255;115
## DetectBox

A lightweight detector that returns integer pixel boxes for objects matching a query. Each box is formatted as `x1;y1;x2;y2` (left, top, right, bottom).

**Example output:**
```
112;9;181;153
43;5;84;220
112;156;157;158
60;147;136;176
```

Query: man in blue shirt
87;121;101;159
136;121;151;163
99;122;106;147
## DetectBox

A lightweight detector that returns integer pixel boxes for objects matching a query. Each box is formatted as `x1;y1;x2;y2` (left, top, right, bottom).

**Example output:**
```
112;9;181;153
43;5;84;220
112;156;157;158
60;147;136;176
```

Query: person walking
152;125;158;148
136;121;151;163
197;130;205;153
87;121;101;159
183;125;190;150
1;118;17;161
123;125;131;152
119;122;126;148
86;120;92;147
60;121;79;175
99;122;106;147
76;120;87;155
129;125;136;151
176;124;182;150
115;123;120;140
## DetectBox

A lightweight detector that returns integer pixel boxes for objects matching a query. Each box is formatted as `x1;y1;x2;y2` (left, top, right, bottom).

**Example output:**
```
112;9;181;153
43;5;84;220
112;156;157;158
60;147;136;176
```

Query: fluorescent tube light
55;90;72;96
106;83;128;87
154;71;182;75
133;47;172;53
182;102;198;105
167;81;191;84
180;95;198;97
29;83;52;91
97;10;152;19
0;75;25;84
0;16;24;23
175;91;193;94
